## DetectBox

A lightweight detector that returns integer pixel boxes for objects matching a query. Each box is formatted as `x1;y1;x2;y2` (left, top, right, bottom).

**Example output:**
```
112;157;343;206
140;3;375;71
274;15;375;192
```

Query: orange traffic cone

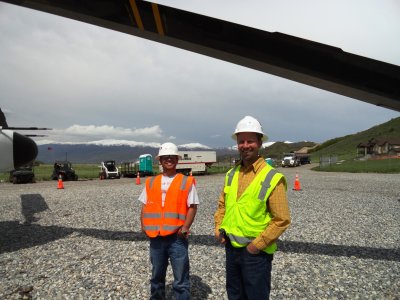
293;174;301;191
136;172;141;185
57;175;64;189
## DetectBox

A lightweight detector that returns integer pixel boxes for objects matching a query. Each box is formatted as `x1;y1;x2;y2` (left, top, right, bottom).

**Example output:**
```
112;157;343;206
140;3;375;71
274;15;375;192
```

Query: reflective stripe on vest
226;166;238;187
227;233;252;245
143;212;161;219
164;212;186;220
258;169;278;201
149;176;156;189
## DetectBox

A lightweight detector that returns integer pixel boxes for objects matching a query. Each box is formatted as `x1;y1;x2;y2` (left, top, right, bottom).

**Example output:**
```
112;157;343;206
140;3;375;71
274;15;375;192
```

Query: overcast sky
1;0;399;149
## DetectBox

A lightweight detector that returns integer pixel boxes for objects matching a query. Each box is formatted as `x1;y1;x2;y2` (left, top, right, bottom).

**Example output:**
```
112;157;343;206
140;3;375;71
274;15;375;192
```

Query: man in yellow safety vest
214;116;291;299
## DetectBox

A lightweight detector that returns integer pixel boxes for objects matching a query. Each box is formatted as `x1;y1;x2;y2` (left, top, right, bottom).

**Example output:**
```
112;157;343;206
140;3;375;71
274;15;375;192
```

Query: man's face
160;155;179;171
236;132;262;165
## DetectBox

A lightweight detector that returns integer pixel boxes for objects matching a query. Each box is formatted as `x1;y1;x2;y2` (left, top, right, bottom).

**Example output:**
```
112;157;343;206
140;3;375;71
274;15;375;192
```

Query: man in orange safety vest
138;142;199;300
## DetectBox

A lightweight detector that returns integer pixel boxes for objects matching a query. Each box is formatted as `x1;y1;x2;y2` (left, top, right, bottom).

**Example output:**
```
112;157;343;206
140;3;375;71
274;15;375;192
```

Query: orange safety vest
142;173;195;237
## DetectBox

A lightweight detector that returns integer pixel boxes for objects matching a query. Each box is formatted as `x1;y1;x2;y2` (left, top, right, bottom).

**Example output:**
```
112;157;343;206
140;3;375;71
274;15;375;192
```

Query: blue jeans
149;234;190;300
225;243;273;300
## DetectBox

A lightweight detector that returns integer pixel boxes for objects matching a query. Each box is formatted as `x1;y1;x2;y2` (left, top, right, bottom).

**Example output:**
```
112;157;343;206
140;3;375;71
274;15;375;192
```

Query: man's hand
178;226;190;239
246;243;260;254
216;229;227;245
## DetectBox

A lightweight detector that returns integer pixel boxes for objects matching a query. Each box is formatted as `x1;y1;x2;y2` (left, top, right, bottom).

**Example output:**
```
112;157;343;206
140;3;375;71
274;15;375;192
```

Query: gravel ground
0;165;399;299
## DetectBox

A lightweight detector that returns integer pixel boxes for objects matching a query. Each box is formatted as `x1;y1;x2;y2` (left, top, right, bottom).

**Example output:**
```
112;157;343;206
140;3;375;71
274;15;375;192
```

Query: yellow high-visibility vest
220;163;286;254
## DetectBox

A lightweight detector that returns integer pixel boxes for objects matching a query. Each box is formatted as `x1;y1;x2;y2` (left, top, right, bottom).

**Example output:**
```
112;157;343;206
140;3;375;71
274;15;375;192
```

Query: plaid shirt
214;157;291;251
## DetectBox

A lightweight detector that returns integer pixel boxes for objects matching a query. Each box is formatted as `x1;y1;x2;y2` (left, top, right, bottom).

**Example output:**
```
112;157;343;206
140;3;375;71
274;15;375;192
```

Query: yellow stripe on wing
129;0;144;30
151;4;164;36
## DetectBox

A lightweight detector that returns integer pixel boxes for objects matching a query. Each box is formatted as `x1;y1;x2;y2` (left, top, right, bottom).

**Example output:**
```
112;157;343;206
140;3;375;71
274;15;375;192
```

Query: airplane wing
1;0;400;111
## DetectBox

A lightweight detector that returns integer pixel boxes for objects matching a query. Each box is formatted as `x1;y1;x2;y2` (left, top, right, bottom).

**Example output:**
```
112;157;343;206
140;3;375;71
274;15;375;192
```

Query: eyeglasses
161;155;178;160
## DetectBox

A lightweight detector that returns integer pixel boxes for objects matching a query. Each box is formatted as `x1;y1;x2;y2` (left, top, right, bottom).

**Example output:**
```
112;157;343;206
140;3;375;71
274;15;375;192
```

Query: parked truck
99;160;120;179
281;152;311;167
297;153;311;164
281;153;301;167
159;151;217;175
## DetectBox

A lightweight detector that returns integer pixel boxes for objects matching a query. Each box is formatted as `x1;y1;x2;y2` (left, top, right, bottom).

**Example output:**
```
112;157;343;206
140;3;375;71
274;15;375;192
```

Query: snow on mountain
36;139;210;149
179;143;211;149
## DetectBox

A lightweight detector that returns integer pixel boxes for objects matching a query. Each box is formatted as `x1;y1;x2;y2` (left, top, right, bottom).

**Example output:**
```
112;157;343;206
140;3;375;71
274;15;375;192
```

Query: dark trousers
225;243;273;300
149;234;190;300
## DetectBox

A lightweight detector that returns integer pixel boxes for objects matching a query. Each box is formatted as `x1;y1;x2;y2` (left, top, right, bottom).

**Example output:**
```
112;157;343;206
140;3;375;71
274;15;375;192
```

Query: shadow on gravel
0;221;74;253
2;222;399;262
164;275;212;300
0;194;73;254
277;240;400;262
21;194;49;225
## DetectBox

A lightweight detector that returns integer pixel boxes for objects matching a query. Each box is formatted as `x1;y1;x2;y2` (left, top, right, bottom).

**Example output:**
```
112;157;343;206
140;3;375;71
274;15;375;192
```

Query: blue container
139;154;153;173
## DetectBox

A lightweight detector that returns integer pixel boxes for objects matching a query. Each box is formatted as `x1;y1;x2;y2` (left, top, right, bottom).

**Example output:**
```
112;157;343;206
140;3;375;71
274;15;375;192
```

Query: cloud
63;124;163;138
33;124;164;144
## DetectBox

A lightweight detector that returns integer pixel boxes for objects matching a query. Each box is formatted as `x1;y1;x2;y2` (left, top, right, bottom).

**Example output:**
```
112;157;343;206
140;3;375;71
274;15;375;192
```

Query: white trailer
159;151;217;175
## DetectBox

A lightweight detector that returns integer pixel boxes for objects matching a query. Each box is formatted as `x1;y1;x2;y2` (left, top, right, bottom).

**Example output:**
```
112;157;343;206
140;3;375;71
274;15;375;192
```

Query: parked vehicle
99;160;120;179
9;163;35;184
298;154;311;164
119;161;138;178
51;161;78;181
120;154;154;178
281;153;301;167
159;151;217;175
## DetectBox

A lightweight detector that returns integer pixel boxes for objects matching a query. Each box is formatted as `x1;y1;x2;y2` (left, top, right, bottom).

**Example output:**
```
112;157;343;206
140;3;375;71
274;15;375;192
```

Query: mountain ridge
36;117;399;164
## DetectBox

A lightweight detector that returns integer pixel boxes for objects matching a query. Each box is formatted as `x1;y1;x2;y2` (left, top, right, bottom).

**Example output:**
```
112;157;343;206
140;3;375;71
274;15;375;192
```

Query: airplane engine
0;129;38;172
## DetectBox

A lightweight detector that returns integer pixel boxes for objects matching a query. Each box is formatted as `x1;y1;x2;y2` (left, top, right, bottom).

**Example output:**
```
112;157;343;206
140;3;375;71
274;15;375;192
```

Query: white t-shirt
138;174;199;207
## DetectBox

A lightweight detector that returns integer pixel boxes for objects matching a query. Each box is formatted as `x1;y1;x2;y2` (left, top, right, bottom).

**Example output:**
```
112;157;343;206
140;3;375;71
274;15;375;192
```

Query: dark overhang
2;0;400;111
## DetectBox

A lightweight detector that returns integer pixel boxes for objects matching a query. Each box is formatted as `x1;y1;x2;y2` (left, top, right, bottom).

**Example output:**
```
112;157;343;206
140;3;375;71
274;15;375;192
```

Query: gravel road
1;165;399;299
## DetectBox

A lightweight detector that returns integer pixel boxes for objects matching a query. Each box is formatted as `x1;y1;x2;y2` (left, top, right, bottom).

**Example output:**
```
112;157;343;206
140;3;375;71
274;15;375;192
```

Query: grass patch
1;164;102;182
312;158;400;173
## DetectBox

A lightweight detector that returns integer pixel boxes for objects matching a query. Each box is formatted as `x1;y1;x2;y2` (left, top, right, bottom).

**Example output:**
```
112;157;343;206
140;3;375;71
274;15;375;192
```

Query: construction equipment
51;161;78;181
99;160;120;179
9;163;35;184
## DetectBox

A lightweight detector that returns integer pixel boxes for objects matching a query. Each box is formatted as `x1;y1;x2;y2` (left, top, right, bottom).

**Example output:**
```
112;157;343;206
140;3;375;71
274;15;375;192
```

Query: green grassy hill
308;117;400;161
262;141;317;159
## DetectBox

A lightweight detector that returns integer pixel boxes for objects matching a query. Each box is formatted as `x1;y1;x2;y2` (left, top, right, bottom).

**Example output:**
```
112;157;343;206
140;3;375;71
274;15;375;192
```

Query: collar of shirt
236;157;267;199
240;156;266;174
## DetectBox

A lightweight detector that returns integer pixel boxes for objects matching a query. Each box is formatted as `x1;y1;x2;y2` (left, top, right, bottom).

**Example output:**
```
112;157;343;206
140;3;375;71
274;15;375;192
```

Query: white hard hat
232;116;267;141
156;142;181;159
